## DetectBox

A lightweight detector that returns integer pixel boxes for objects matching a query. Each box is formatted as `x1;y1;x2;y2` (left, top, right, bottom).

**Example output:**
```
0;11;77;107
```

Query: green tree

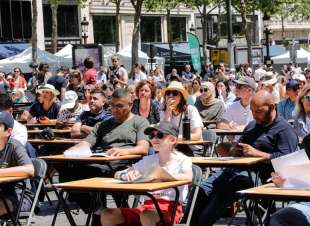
110;0;122;52
130;0;144;72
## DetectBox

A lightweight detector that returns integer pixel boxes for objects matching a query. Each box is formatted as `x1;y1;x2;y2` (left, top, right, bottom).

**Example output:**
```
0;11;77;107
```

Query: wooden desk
53;177;191;226
177;139;212;145
238;183;310;226
191;157;264;167
0;176;29;184
29;138;81;145
26;121;57;128
41;154;141;163
28;129;71;135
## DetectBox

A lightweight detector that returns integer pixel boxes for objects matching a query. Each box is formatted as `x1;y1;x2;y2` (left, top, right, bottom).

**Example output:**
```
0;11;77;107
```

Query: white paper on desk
132;154;159;173
283;163;310;188
91;152;111;157
63;144;92;157
271;149;309;174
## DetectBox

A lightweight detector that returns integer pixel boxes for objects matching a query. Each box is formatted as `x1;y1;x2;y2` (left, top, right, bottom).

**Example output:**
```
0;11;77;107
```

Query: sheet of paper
284;163;310;188
64;144;92;157
132;154;159;173
271;149;309;174
91;153;111;157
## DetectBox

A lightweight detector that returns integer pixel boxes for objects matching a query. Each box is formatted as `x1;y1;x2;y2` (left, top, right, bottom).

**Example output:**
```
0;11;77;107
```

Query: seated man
217;77;256;130
0;111;34;216
58;88;150;211
100;121;192;226
192;90;299;226
71;89;111;138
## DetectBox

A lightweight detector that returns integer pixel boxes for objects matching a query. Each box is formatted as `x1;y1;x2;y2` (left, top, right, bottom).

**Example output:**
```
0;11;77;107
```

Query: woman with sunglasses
195;82;224;122
131;80;160;124
160;82;203;156
12;67;27;91
215;80;236;109
188;78;201;105
293;84;310;138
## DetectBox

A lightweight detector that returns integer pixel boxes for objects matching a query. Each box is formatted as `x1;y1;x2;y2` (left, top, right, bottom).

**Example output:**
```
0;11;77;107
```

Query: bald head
251;90;274;107
251;90;276;125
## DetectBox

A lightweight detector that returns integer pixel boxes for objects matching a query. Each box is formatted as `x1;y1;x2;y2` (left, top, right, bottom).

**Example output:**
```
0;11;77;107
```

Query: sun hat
144;121;179;138
37;84;60;96
260;72;278;86
60;91;78;111
292;73;306;82
162;81;189;101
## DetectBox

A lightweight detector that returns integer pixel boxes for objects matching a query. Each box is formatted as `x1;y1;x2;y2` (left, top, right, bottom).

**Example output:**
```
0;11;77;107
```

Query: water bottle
182;109;191;141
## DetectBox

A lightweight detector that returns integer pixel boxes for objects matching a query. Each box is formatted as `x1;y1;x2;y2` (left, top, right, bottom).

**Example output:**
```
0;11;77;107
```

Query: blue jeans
191;168;253;226
270;202;310;226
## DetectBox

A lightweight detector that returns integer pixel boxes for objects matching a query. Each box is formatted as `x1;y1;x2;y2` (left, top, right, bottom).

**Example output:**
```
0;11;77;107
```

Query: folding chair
19;158;47;226
175;164;202;226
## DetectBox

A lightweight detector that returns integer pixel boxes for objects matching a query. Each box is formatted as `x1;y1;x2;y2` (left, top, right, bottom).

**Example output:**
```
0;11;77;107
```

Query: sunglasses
304;96;310;101
149;131;165;140
14;70;20;73
165;90;179;97
200;88;209;93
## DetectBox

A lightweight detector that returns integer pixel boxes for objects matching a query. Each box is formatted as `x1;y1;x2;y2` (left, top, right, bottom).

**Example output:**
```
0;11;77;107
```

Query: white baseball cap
60;91;78;110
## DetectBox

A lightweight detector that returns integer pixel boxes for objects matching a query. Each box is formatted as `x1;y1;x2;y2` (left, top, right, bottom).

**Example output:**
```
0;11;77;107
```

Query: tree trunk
115;0;121;52
31;0;38;64
131;0;143;73
51;4;58;53
240;0;252;68
216;3;222;47
201;5;208;65
167;9;174;68
281;16;285;41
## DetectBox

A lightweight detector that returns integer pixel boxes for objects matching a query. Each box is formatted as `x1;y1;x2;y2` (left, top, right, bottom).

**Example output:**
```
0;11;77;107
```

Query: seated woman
20;84;60;122
100;121;192;226
188;78;201;105
67;71;85;101
11;88;29;103
195;81;224;122
293;84;310;138
160;81;203;156
215;80;236;109
131;80;160;124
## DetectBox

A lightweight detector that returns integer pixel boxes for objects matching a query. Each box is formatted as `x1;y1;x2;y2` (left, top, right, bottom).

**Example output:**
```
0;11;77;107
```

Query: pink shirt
83;68;96;85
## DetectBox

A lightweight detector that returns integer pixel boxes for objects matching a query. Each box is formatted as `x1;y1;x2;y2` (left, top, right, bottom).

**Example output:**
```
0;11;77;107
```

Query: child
100;121;193;226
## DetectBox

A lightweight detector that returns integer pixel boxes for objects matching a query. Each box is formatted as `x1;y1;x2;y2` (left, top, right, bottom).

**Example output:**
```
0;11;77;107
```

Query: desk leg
242;198;254;226
56;190;77;226
144;193;168;226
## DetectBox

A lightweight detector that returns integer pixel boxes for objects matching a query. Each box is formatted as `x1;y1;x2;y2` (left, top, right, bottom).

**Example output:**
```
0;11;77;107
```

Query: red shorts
120;199;183;225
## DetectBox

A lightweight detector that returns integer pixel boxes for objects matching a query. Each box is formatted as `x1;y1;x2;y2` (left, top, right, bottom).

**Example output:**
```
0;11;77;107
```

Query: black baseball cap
0;111;14;129
144;121;179;138
286;79;300;90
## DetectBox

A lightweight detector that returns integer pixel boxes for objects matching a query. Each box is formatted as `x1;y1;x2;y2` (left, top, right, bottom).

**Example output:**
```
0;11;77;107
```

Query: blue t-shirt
277;98;295;120
77;109;112;127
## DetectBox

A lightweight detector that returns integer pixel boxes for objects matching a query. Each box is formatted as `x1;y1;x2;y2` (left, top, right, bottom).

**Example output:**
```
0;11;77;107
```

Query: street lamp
81;16;89;44
189;23;196;33
263;14;272;64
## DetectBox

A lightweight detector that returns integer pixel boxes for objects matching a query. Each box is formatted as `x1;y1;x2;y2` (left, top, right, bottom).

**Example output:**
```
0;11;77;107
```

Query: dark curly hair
135;80;157;99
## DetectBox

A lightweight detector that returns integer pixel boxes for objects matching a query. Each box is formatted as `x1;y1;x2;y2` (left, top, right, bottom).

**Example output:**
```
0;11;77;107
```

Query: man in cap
0;111;34;216
101;121;192;226
277;79;300;120
71;89;111;138
57;91;88;123
217;77;256;130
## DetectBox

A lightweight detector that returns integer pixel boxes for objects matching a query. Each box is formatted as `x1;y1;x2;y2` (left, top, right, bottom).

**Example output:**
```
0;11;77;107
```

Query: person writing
100;121;192;226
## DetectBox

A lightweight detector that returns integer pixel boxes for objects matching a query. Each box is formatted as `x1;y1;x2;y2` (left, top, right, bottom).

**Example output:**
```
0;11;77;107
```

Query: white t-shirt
134;72;147;83
222;100;253;126
160;105;203;135
144;152;192;203
12;120;27;146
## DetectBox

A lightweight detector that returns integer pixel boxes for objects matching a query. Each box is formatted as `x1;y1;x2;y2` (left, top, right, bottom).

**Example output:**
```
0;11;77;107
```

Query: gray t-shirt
0;138;32;196
85;115;150;151
194;97;225;121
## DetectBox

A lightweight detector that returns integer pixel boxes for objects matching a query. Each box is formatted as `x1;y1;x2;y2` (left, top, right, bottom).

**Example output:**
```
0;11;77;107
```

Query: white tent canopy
55;44;73;67
105;45;165;72
0;47;68;73
271;48;310;64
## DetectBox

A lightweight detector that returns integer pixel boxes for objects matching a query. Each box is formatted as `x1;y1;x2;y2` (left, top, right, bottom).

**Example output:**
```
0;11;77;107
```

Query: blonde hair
296;84;310;117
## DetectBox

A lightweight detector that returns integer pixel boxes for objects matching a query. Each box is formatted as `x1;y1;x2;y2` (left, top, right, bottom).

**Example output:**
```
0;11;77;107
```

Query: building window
170;17;186;42
0;0;31;41
43;5;79;37
141;16;162;43
93;16;116;44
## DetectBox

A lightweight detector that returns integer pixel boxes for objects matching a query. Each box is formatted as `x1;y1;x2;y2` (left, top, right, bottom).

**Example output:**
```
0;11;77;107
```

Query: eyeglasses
165;90;179;97
14;70;20;73
149;131;165;140
200;88;209;93
304;96;310;101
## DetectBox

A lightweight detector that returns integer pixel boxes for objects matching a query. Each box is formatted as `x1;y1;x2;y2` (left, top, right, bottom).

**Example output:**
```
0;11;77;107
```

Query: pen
266;177;272;183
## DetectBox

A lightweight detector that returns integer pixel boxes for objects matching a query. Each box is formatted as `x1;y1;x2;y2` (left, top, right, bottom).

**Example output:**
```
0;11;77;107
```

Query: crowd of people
1;54;310;226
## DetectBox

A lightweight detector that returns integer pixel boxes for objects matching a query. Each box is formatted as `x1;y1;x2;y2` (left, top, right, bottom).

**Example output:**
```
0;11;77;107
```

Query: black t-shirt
29;102;60;119
239;116;298;181
0;139;32;196
47;76;68;94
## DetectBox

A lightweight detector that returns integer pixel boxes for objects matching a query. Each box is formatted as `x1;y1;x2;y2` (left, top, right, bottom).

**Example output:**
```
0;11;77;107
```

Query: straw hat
162;81;189;101
37;84;60;96
260;72;277;86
